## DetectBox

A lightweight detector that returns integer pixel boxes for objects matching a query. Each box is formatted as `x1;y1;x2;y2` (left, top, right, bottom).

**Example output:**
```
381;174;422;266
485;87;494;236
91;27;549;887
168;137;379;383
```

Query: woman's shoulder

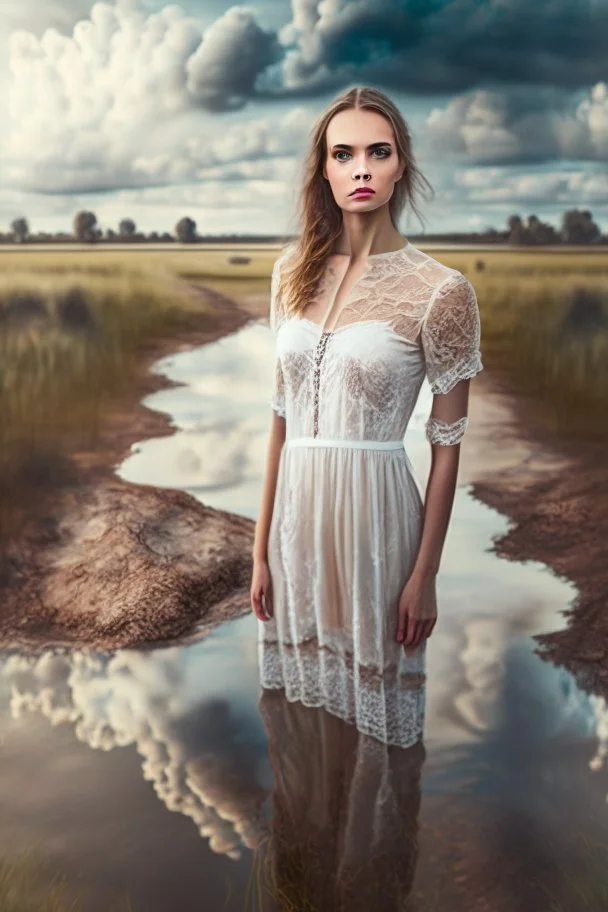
399;242;456;283
274;240;298;270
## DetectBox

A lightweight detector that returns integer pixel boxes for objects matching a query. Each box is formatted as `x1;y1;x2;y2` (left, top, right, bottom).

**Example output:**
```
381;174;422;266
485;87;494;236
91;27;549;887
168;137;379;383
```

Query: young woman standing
251;85;484;750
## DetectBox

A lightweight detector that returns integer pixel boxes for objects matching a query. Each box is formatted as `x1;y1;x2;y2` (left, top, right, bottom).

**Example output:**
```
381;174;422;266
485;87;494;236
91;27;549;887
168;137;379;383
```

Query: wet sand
462;366;608;696
0;279;606;690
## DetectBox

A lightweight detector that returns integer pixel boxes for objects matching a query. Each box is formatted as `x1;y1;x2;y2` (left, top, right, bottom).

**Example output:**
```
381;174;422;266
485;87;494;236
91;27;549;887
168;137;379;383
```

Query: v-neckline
314;241;412;336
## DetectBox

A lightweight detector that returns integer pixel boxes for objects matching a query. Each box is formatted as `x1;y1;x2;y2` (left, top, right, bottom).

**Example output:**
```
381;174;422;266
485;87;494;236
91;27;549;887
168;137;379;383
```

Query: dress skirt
258;436;432;749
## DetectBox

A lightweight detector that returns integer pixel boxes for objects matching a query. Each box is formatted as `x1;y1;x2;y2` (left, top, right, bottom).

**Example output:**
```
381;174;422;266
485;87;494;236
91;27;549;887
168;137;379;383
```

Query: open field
0;244;607;546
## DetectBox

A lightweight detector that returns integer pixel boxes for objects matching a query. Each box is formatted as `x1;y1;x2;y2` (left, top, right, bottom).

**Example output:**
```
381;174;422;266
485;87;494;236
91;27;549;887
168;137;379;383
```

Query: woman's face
323;107;404;213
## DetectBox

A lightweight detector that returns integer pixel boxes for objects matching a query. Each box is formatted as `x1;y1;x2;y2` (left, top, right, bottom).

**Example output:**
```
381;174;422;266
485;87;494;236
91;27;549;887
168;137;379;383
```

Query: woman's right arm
253;412;286;565
251;250;290;620
251;413;285;621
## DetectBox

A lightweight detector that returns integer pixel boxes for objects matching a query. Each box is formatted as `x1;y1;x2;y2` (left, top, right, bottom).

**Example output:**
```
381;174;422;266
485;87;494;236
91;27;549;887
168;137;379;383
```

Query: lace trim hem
259;637;426;749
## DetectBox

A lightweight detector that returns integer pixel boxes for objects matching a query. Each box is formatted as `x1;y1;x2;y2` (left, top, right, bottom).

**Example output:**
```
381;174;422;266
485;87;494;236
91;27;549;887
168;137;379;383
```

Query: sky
0;0;607;238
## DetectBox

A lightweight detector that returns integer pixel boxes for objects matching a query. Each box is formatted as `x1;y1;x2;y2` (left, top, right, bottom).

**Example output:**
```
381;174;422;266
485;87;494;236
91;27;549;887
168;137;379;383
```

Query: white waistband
286;436;405;451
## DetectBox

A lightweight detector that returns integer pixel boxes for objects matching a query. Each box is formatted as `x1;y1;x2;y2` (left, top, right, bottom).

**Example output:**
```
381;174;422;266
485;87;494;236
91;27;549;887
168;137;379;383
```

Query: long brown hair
277;85;434;320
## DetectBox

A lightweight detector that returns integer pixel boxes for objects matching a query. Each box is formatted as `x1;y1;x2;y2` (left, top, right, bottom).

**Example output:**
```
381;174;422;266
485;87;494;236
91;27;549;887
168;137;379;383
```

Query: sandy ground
1;279;606;700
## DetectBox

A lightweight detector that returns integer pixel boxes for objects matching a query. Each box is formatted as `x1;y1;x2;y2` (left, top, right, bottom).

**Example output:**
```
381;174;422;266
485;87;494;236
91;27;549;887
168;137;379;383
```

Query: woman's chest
276;319;425;399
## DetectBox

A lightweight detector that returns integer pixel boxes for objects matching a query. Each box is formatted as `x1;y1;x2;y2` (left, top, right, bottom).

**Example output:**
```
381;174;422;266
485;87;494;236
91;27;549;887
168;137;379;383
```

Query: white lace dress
258;240;484;748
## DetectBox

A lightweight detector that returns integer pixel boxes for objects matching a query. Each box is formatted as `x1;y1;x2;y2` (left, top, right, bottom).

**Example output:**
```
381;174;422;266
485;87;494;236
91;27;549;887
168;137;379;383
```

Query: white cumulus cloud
1;0;287;193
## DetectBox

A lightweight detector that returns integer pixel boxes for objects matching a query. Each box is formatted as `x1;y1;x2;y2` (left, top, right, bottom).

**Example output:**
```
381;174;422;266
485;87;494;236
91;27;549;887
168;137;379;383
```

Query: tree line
2;207;606;245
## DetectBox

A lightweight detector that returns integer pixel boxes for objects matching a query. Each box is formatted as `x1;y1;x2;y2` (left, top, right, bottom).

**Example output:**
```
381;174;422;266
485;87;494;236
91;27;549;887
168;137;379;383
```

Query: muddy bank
0;282;261;652
462;367;608;698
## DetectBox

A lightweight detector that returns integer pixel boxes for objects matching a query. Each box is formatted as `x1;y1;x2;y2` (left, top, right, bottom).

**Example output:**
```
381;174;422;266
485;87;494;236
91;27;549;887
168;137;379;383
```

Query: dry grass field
0;244;607;543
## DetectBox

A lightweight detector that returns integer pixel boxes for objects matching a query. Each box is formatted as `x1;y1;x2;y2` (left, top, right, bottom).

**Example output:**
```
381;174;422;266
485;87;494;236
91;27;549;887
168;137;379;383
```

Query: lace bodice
268;241;483;445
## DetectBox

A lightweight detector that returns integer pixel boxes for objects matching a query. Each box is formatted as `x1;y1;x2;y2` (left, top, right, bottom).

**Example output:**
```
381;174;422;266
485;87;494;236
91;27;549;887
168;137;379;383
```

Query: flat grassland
0;244;607;543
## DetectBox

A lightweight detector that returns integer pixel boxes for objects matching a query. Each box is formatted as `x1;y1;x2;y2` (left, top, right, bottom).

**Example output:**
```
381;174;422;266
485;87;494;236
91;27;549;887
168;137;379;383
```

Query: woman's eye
334;149;390;162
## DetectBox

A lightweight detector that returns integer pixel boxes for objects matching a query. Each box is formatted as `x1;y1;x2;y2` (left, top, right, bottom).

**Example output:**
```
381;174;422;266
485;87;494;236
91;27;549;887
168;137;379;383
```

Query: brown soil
0;283;263;653
460;366;608;701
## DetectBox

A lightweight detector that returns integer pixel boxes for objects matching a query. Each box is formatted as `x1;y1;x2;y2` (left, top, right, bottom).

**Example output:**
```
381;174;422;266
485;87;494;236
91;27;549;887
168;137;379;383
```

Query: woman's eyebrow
330;142;393;151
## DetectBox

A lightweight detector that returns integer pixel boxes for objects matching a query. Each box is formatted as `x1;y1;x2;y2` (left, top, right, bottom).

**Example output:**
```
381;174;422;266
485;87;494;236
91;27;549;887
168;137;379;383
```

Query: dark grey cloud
274;0;608;98
186;7;282;112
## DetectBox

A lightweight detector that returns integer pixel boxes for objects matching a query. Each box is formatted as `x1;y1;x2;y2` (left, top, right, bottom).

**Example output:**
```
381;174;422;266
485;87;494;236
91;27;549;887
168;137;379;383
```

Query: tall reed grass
0;260;211;543
0;842;133;911
469;263;608;440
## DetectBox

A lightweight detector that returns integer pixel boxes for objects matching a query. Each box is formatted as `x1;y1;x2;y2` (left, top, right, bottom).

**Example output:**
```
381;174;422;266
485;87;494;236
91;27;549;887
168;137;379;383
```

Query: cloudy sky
1;0;607;237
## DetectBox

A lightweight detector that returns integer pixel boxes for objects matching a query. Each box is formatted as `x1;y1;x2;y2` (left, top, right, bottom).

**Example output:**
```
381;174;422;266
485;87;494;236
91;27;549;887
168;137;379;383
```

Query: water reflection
256;689;424;911
2;641;269;862
4;624;608;910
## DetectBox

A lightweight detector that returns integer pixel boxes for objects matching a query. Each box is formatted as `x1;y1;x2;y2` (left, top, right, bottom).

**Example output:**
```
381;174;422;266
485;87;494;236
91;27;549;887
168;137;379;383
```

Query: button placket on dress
312;330;332;437
310;258;374;439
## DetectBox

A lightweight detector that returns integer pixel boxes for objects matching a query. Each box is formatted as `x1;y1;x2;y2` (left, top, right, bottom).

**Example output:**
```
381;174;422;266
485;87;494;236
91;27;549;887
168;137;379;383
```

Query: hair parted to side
276;85;435;320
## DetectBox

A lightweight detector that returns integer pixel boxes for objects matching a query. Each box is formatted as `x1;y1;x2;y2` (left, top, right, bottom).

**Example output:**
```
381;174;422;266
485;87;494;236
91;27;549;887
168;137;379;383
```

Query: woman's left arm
412;272;484;583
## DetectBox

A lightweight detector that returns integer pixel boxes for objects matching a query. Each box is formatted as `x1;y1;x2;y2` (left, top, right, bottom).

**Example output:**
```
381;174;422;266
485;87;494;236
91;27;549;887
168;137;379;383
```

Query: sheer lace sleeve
269;253;286;418
420;272;483;446
420;272;483;396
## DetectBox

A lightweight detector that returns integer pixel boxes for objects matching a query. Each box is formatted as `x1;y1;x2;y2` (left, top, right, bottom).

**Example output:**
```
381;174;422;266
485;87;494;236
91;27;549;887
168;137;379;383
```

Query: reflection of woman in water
252;689;425;911
251;84;484;749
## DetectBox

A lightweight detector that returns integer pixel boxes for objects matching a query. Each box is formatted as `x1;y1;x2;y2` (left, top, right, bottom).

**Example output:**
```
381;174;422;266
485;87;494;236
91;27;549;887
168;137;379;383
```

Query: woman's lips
351;189;375;197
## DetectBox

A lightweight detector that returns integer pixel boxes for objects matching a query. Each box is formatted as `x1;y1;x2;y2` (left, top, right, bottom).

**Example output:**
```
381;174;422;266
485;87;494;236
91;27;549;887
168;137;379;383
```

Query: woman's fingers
251;589;266;621
251;587;274;622
402;616;437;653
262;591;273;619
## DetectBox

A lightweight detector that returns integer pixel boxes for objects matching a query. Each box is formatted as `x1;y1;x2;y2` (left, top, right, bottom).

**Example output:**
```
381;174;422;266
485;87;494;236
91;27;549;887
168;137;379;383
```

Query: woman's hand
396;571;437;655
251;559;274;622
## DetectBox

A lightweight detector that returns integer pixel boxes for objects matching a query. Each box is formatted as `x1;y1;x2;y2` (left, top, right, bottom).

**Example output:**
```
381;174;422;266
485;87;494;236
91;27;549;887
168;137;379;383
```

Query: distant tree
11;217;29;243
106;228;116;240
175;217;197;243
119;218;136;238
508;221;532;245
73;210;98;242
161;231;174;242
561;208;601;244
525;214;559;244
149;231;159;241
507;213;560;245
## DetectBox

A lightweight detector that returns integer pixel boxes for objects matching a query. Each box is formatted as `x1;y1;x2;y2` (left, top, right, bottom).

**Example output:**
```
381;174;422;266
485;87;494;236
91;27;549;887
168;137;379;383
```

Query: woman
250;85;484;750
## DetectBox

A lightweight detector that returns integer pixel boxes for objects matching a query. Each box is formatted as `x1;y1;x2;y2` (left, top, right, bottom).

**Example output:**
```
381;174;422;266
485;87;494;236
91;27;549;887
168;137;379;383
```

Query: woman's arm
413;271;483;579
253;412;286;564
410;376;470;582
396;272;483;649
254;249;290;564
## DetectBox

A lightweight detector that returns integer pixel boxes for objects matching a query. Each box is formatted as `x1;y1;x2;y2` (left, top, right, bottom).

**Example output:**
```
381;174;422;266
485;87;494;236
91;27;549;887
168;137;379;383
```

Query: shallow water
1;318;607;911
